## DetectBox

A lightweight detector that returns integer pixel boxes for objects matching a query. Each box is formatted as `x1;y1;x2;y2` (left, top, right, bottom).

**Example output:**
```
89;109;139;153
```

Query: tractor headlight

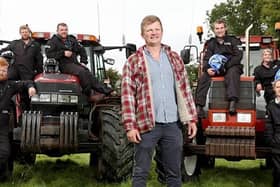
31;94;40;102
39;94;51;102
237;113;251;123
212;113;226;122
57;94;78;104
58;95;70;103
31;93;78;104
70;95;78;103
51;94;58;103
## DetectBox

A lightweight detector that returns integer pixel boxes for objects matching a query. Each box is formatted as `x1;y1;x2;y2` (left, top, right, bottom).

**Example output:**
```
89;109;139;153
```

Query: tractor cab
239;35;279;76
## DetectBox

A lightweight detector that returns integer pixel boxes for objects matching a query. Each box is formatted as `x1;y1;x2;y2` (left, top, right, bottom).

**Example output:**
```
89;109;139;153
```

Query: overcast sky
0;0;225;72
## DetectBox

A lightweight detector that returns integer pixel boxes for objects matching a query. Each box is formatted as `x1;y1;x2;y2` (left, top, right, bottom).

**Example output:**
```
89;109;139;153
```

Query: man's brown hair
0;57;9;67
57;23;68;31
141;15;163;35
213;19;227;28
19;24;31;33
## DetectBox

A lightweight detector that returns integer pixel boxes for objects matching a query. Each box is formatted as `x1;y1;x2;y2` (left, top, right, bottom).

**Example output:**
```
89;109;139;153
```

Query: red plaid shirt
121;44;197;133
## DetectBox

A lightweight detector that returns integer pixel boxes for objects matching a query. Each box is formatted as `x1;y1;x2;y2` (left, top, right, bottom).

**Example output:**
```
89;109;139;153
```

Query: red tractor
0;32;136;182
176;23;280;180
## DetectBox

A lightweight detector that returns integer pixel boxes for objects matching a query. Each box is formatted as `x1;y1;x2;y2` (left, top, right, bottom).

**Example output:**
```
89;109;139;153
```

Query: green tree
105;68;121;90
260;0;280;36
207;0;265;35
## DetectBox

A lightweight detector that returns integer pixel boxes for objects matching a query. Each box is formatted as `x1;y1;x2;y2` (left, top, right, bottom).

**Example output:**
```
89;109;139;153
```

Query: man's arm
253;67;263;92
264;108;274;146
202;40;214;72
10;80;35;96
225;37;243;69
76;42;88;65
34;43;43;74
45;39;64;60
121;58;138;132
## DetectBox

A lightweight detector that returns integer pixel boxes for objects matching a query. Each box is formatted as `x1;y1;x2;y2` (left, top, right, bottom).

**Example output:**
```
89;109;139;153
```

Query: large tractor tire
91;105;133;182
181;151;201;182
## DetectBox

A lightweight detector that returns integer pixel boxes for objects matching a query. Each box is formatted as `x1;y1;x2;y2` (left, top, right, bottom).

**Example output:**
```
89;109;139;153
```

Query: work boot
196;105;205;118
88;90;105;103
228;100;236;115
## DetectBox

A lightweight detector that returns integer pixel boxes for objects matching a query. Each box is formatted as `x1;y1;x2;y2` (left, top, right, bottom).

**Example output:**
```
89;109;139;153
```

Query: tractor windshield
39;44;106;82
241;49;265;76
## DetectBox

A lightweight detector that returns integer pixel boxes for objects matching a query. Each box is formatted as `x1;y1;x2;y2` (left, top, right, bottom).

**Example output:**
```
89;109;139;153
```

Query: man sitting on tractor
195;19;243;116
45;23;112;103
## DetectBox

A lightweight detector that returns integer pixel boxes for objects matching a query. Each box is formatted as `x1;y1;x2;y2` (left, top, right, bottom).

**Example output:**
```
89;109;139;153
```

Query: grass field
0;154;272;187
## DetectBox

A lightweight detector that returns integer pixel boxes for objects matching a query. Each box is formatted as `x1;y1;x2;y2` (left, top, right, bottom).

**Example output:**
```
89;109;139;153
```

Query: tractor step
205;126;256;158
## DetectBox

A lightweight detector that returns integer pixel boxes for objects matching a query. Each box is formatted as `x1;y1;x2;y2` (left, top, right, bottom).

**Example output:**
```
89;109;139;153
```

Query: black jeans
59;62;112;96
0;114;10;161
195;65;242;106
272;154;280;187
132;122;183;187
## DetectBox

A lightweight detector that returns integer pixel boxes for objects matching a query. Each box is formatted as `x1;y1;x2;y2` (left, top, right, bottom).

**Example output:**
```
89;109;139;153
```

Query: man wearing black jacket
0;25;43;111
0;25;43;80
195;19;243;116
45;23;112;102
0;57;36;181
265;77;280;187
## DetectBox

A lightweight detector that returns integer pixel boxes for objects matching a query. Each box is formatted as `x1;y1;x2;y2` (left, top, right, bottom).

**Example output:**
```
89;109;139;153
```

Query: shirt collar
275;97;280;104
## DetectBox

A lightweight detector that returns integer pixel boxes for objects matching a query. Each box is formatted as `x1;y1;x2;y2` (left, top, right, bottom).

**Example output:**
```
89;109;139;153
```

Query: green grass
0;154;272;187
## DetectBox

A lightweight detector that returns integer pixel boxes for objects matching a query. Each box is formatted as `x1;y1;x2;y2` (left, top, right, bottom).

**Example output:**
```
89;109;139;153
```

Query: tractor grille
209;80;255;109
205;126;256;158
35;82;81;94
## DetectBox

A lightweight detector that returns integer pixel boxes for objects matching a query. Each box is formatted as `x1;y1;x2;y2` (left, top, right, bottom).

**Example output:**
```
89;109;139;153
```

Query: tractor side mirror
180;48;191;64
125;43;137;59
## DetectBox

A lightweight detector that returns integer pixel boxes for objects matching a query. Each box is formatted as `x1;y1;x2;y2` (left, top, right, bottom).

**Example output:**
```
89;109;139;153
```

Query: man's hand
28;87;36;97
207;68;216;76
256;83;263;92
64;50;72;57
126;129;142;143
80;63;88;68
188;122;197;139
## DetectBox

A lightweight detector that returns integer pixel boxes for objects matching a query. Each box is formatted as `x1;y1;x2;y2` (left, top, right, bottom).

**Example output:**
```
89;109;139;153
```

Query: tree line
207;0;280;36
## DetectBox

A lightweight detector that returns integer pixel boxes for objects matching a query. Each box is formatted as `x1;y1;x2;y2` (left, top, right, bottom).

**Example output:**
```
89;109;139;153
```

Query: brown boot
88;90;105;103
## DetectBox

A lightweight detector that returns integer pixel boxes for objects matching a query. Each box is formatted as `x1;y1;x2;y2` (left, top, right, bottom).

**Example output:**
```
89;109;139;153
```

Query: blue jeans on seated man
132;121;183;187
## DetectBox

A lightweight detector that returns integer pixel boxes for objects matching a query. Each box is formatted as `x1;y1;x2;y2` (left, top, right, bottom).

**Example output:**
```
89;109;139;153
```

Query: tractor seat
44;58;59;73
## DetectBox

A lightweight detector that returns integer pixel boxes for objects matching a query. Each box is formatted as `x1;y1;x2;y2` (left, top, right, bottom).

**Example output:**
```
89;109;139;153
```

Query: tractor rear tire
91;105;133;182
181;153;201;182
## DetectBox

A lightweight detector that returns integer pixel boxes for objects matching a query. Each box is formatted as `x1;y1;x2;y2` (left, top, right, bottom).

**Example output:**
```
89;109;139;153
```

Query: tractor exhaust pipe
245;24;253;76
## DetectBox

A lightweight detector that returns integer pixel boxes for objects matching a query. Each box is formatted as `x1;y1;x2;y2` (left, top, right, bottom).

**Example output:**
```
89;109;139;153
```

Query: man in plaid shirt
121;15;197;187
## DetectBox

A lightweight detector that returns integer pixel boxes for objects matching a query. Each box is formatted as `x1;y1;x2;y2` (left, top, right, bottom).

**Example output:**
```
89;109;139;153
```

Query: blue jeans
132;121;183;187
